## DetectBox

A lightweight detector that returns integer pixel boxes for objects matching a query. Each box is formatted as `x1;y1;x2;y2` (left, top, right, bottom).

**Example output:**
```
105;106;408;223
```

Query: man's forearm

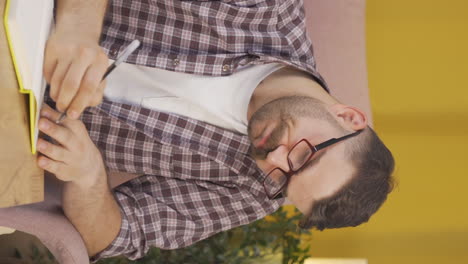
55;0;109;40
62;172;122;257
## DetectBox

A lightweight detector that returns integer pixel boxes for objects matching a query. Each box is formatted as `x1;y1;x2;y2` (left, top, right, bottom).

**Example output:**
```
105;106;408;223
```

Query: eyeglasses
263;130;362;199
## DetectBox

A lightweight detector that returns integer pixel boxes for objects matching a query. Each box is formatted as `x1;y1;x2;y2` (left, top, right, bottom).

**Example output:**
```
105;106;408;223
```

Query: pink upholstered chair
0;1;371;263
303;0;372;124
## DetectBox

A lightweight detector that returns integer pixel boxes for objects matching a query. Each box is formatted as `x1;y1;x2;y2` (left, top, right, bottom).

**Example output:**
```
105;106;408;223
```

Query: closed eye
294;149;328;175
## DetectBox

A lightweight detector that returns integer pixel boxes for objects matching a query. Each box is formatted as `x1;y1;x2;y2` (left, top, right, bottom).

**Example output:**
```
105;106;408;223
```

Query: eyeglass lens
288;141;314;171
266;168;288;197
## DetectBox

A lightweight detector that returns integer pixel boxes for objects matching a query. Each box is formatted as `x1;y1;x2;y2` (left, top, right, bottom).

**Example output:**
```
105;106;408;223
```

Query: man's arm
62;172;122;256
44;0;109;120
37;105;121;256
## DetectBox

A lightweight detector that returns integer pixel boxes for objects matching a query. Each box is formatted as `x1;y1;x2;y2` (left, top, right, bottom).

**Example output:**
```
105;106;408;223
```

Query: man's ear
328;104;367;130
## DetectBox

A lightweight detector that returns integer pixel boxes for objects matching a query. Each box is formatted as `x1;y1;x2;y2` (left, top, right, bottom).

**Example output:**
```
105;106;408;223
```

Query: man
37;0;395;261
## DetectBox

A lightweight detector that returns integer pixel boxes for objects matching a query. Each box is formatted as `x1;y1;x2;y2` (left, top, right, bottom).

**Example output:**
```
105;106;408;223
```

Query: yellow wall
307;0;468;263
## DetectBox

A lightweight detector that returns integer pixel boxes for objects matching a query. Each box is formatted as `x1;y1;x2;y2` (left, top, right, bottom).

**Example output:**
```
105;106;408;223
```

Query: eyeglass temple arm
314;130;363;151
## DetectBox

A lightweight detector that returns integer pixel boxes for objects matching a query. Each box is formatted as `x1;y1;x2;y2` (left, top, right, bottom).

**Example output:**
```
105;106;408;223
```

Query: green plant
97;207;312;264
12;243;57;264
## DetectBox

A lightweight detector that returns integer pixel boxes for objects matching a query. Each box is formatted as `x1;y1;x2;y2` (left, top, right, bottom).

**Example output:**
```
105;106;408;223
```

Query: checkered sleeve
90;185;169;261
90;175;282;262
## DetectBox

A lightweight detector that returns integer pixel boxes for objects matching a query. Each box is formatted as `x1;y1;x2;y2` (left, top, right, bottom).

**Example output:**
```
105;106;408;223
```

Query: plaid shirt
100;0;327;87
87;0;323;261
85;99;283;261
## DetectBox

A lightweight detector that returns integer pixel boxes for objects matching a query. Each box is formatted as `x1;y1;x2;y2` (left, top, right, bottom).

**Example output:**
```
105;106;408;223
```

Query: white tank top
104;61;283;134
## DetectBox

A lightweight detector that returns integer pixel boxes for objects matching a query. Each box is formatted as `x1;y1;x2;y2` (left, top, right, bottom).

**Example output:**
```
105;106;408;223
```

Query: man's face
248;97;355;214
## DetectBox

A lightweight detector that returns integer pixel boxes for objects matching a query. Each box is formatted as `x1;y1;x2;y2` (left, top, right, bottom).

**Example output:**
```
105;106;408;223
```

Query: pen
55;39;141;124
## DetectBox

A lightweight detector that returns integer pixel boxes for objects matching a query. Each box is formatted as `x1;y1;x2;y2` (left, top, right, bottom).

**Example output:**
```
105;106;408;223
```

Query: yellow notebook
3;0;54;154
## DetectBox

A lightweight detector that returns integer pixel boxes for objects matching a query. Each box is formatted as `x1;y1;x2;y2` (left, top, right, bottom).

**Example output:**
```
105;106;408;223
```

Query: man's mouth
254;134;269;149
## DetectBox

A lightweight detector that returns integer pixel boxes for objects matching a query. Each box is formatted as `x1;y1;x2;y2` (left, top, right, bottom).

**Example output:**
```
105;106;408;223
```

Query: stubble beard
248;98;294;160
248;96;336;160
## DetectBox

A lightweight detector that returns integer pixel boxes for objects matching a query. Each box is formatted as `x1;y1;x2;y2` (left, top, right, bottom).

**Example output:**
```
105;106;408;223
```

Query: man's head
248;96;395;230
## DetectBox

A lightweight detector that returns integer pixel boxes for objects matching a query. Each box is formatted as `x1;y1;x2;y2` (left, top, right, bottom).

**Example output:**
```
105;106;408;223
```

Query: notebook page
6;0;54;151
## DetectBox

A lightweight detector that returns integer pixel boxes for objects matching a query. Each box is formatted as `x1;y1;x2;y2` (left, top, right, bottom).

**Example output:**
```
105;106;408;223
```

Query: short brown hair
299;127;395;230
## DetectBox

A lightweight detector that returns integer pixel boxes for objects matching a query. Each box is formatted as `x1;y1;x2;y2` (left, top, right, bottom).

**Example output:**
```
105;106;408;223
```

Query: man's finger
41;104;62;120
50;61;72;103
67;63;107;118
43;55;58;83
56;57;93;112
89;94;104;107
89;81;106;107
38;118;74;148
37;155;71;181
37;138;70;164
43;39;59;82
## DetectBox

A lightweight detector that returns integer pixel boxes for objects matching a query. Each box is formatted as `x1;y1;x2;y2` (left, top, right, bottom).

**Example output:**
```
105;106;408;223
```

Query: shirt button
238;58;248;66
222;64;231;72
173;58;180;66
110;49;118;57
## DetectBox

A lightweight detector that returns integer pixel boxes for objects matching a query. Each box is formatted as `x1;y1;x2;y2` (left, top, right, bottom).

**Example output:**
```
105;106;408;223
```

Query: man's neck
247;67;335;121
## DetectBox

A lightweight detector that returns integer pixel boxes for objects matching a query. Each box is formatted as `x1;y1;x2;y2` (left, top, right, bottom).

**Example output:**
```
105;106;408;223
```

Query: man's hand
37;104;122;257
43;0;109;120
37;104;105;188
43;32;108;120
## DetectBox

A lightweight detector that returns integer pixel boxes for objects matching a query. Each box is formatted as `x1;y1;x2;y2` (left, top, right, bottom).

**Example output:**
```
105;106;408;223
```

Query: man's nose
266;145;290;172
